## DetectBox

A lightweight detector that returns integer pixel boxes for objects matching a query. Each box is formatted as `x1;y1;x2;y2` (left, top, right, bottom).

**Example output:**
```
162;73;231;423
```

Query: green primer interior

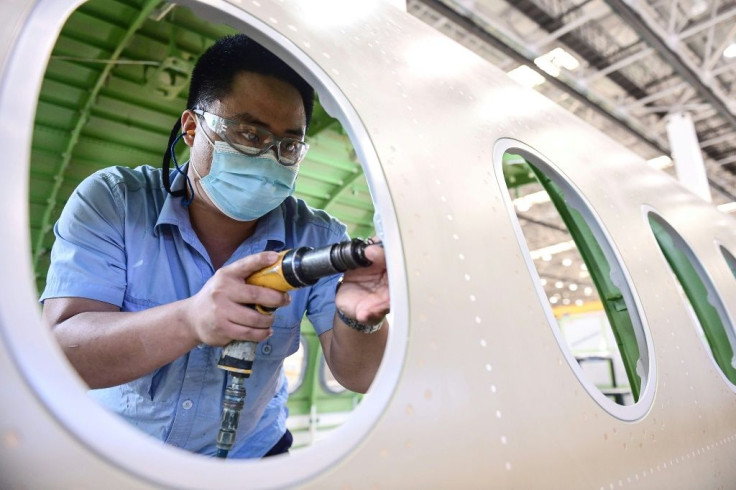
286;319;361;419
721;246;736;279
506;154;642;402
649;215;736;384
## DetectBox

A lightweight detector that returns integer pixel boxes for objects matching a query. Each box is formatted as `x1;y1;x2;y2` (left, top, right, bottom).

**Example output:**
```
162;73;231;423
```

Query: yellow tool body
214;238;375;458
245;250;295;295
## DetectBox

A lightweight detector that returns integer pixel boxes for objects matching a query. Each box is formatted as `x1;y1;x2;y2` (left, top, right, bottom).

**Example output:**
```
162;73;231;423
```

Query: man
41;34;390;458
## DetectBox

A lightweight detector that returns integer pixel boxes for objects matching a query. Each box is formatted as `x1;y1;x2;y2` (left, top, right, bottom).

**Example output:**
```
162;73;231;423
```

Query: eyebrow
231;112;305;138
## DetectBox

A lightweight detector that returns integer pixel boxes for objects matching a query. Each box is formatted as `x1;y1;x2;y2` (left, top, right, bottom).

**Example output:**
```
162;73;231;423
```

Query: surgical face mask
192;141;299;221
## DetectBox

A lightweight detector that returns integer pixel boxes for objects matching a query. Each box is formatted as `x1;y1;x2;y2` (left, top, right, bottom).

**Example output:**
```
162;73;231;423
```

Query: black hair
163;34;315;197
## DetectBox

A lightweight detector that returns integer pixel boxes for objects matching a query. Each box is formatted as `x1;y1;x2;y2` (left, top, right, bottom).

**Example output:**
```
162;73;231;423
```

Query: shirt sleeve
305;226;351;336
40;171;127;307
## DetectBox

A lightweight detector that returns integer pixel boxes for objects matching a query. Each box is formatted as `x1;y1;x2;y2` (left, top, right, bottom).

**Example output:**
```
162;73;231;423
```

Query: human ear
181;110;198;147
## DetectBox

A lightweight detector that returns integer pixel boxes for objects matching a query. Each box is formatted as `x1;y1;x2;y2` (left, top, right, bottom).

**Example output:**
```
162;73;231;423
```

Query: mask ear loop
170;132;194;207
162;119;195;206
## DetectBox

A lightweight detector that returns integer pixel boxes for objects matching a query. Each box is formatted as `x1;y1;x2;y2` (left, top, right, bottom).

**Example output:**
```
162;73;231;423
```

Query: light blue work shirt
41;165;348;458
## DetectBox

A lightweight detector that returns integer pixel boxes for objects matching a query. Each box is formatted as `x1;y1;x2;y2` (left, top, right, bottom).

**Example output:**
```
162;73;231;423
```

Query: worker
40;34;390;458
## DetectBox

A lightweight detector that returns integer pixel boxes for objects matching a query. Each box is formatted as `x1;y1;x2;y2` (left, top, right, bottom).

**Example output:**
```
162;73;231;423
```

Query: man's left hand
335;239;390;326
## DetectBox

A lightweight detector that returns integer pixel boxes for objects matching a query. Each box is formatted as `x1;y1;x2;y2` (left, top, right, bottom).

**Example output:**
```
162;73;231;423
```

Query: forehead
215;71;306;133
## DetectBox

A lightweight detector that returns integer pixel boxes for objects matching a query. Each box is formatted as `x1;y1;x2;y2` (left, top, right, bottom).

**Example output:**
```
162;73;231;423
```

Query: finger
223;251;281;279
364;241;386;265
226;281;292;310
354;301;390;324
225;302;277;331
224;322;273;343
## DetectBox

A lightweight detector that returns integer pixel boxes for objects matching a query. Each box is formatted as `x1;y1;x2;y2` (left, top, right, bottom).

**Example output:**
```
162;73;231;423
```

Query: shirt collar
155;167;191;235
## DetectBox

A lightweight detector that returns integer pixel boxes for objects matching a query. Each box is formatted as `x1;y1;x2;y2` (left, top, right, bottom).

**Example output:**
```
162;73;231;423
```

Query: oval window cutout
648;213;736;386
496;139;654;420
721;245;736;279
15;0;406;486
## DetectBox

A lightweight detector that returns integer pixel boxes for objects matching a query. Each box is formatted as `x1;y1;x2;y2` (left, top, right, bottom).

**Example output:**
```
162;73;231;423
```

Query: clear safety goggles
193;109;309;166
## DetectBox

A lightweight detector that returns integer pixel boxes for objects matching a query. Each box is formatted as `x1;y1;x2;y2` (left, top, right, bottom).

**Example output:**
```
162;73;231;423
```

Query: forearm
324;314;389;393
52;301;199;389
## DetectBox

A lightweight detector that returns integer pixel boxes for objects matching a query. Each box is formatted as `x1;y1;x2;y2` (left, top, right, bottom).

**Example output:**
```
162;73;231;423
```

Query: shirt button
262;344;272;355
182;400;193;410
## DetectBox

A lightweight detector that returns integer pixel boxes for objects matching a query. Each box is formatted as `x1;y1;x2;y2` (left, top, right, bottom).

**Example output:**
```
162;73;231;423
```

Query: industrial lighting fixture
724;43;736;59
690;0;709;17
534;47;580;77
507;65;546;88
646;155;673;169
530;240;576;260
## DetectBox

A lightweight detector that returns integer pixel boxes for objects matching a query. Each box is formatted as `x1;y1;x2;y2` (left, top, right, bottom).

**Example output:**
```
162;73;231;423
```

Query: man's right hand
184;251;291;346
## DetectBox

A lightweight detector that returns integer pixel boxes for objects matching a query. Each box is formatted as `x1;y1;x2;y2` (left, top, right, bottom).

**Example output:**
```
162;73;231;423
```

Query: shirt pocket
258;319;300;361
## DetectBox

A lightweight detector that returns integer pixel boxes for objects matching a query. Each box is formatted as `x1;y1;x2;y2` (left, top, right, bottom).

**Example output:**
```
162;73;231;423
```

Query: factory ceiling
29;0;736;310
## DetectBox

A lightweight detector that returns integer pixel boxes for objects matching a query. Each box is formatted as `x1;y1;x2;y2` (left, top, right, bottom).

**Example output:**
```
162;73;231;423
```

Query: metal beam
322;170;367;212
701;132;735;148
704;21;736;71
532;6;609;51
678;6;736;41
604;0;736;133
509;0;649;100
582;47;653;84
715;155;736;167
32;0;161;272
415;0;669;156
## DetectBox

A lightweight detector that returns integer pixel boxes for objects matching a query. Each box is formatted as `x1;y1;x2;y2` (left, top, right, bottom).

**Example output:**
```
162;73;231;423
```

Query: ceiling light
507;65;546;88
562;298;571;305
562;258;573;267
530;240;576;260
584;287;593;296
540;278;548;286
690;0;709;18
725;43;736;59
718;202;736;213
534;47;580;78
569;283;578;291
647;155;673;169
550;296;559;304
555;281;564;289
575;299;584;307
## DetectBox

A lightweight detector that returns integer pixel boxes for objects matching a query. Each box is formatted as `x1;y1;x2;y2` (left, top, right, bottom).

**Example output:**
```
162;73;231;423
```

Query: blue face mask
193;141;299;221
